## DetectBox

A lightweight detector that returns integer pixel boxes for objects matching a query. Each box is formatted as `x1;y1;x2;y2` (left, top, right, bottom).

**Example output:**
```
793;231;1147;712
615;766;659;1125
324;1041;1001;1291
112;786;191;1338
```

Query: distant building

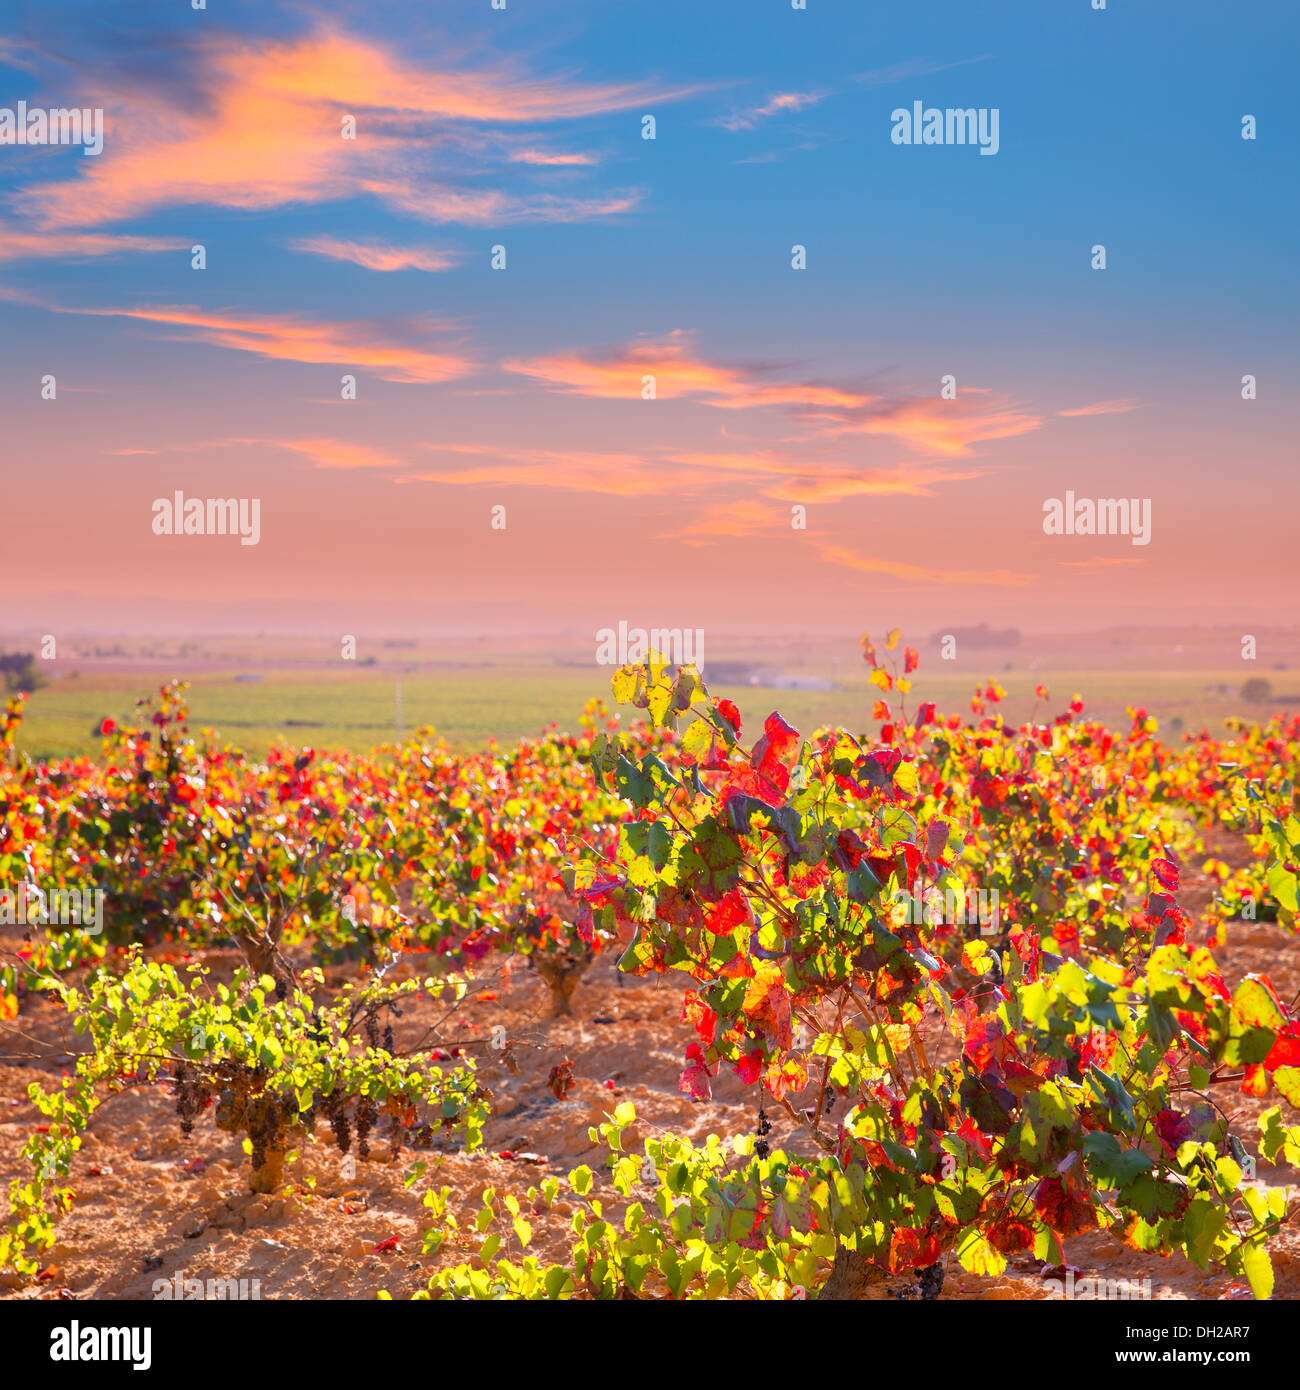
701;662;834;692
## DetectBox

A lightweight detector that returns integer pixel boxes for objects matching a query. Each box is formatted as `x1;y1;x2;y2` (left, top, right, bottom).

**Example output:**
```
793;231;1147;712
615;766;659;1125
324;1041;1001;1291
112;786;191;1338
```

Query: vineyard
2;635;1298;1302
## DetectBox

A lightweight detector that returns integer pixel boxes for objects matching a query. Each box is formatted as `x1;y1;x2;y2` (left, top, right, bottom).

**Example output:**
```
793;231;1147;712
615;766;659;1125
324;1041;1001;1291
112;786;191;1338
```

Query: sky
0;0;1296;640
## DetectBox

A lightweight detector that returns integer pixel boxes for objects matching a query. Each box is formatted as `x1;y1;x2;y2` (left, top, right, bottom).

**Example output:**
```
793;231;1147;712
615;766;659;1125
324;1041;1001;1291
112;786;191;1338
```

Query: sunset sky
1;0;1296;639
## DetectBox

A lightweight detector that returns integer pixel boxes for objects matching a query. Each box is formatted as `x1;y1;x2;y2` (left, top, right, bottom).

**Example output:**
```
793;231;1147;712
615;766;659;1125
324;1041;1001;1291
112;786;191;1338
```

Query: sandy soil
2;833;1297;1302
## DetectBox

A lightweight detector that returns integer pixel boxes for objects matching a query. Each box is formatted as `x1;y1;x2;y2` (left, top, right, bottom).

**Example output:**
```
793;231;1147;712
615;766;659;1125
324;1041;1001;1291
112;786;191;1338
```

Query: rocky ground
2;836;1297;1302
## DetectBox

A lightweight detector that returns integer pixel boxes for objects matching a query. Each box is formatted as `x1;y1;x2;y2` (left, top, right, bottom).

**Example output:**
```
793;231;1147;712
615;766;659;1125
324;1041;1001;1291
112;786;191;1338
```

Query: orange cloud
799;392;1041;457
760;463;987;502
661;500;790;543
818;544;1034;587
406;444;663;496
505;330;868;409
506;332;1040;456
0;228;185;262
9;26;697;233
12;294;475;383
289;236;459;272
1057;399;1140;417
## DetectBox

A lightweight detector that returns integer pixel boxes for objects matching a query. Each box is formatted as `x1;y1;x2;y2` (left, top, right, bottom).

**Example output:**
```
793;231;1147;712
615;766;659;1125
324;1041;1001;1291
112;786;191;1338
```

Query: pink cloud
718;90;825;131
289;235;459;272
1057;399;1141;417
508;149;600;166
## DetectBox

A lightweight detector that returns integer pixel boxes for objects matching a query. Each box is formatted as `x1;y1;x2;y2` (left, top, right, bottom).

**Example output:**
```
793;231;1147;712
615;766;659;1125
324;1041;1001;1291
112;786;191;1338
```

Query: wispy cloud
0;229;186;263
405;437;994;511
851;55;994;88
660;499;789;543
3;289;476;383
797;388;1041;457
506;330;1041;456
5;24;699;236
289;235;459;272
504;329;868;409
819;543;1033;587
508;149;600;166
359;178;640;224
276;438;406;469
717;90;825;131
1056;398;1141;417
406;443;662;497
758;462;987;502
1058;556;1143;569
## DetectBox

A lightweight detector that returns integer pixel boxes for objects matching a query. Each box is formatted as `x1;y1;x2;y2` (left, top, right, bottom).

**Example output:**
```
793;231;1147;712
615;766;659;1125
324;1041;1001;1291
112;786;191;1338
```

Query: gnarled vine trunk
533;949;593;1017
817;1244;890;1299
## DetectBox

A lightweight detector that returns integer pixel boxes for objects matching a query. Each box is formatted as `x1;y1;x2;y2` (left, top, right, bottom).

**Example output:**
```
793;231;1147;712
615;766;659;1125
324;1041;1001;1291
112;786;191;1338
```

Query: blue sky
0;0;1295;635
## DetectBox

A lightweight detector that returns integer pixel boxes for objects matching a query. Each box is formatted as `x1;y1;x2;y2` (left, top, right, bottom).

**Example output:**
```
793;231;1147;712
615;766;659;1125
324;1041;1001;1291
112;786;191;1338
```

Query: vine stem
847;986;909;1090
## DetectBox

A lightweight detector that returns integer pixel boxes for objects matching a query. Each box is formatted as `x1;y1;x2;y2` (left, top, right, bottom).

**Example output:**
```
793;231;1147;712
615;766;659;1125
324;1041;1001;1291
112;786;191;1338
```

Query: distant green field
9;664;1283;763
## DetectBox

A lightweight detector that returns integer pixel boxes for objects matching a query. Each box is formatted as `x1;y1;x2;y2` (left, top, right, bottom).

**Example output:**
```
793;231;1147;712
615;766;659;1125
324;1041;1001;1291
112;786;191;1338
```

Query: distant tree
1241;677;1273;704
0;652;48;694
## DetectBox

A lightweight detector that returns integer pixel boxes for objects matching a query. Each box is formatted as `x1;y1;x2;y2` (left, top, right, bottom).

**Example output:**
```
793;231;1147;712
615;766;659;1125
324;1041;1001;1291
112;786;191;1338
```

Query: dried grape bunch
250;1106;272;1174
172;1061;205;1137
323;1095;352;1155
355;1097;378;1160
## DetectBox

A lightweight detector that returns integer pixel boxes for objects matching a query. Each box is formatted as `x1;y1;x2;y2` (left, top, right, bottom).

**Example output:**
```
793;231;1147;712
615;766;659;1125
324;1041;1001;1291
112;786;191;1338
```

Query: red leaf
680;1043;714;1101
680;993;718;1046
1151;858;1180;891
751;713;799;776
715;699;742;736
702;887;752;937
888;1226;941;1273
1154;1108;1195;1157
962;1014;1009;1071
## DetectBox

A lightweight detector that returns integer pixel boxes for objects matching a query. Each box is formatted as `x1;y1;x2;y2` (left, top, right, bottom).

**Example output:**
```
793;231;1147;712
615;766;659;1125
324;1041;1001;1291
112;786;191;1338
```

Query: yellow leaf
957;1230;1006;1277
1241;1243;1274;1301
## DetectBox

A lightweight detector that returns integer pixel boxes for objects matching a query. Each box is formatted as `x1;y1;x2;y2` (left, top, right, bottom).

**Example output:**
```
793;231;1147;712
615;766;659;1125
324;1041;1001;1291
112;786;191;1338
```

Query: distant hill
927;625;1020;648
